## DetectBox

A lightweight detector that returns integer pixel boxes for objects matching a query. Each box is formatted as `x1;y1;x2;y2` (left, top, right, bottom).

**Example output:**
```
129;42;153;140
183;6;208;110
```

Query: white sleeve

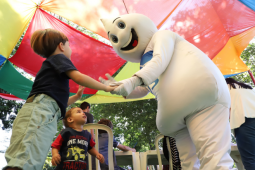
135;30;176;86
125;86;149;99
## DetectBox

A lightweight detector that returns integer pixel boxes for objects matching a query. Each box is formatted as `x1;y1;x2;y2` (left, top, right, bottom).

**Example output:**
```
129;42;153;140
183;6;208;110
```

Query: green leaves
233;43;255;86
0;89;23;129
88;99;160;151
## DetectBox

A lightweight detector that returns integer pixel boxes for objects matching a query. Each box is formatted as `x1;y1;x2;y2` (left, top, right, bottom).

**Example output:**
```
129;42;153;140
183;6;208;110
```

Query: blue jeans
235;117;255;170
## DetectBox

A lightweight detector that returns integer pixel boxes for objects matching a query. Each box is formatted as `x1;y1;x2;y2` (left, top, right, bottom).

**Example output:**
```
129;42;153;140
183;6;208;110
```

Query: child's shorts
3;94;61;170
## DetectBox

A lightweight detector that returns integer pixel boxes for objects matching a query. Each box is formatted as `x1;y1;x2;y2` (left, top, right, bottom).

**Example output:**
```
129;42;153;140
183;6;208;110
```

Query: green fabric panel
0;60;33;100
69;93;90;98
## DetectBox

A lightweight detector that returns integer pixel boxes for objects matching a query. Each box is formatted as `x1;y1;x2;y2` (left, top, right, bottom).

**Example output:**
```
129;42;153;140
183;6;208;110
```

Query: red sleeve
51;134;64;150
89;138;95;149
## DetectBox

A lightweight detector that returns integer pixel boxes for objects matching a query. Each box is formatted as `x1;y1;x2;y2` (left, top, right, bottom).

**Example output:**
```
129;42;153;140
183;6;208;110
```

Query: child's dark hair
30;28;68;58
98;118;113;133
63;107;76;128
225;78;253;89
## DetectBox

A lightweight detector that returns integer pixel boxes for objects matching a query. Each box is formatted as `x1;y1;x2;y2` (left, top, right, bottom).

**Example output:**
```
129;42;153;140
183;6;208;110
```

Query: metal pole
248;70;255;85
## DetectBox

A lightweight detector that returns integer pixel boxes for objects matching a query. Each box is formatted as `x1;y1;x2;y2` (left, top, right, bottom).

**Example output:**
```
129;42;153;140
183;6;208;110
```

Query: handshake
100;73;143;97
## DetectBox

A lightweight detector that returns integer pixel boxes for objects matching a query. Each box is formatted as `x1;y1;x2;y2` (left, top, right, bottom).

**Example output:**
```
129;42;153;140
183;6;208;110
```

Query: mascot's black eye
117;21;125;29
111;35;118;43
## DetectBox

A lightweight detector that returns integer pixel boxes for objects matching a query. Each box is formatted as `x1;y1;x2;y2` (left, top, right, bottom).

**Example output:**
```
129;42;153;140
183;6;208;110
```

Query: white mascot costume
100;14;234;170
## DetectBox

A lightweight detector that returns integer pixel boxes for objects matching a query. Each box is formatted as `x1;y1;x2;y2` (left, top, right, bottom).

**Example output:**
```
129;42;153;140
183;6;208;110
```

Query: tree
232;43;255;86
0;89;23;129
89;99;160;151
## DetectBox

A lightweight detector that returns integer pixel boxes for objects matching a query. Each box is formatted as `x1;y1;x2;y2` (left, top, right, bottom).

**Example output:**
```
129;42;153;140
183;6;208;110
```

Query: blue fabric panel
0;54;6;66
224;72;244;78
239;0;255;11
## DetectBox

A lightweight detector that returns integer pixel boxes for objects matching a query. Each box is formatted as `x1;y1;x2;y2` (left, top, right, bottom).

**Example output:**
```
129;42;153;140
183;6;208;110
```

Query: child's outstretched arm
52;147;61;166
67;85;85;106
88;147;104;163
66;70;116;92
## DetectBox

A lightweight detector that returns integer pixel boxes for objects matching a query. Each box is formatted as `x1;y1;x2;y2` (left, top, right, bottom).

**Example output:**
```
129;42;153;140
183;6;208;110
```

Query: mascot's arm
135;30;176;86
125;86;149;99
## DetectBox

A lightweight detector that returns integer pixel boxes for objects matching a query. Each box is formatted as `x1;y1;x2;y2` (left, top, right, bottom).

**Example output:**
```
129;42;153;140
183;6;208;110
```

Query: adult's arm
117;144;136;152
110;31;176;96
125;86;149;99
135;30;176;86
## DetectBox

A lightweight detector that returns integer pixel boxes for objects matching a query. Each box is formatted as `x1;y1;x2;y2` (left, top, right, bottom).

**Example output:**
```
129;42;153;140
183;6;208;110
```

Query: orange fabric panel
231;27;255;56
40;0;127;39
210;0;255;37
212;40;249;75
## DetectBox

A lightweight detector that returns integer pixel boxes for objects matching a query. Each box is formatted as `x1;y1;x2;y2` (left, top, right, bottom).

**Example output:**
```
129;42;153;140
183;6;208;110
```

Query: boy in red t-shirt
52;107;104;170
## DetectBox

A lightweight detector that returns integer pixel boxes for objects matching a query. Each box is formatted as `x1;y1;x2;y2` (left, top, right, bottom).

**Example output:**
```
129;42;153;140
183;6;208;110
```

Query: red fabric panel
159;0;229;60
124;0;182;28
0;93;23;101
210;0;255;37
9;9;125;94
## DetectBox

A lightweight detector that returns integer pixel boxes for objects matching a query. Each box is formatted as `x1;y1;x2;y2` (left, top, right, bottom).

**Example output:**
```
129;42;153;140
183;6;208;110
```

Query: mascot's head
101;14;158;63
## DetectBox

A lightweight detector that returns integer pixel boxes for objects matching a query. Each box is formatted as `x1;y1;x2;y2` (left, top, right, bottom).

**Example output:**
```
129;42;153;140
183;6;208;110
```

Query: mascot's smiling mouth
121;28;138;51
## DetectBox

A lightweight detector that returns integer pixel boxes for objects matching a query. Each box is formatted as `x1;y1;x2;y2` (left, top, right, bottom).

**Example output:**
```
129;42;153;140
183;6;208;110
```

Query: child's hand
104;85;117;92
52;153;61;166
96;153;105;163
131;148;136;152
76;85;85;99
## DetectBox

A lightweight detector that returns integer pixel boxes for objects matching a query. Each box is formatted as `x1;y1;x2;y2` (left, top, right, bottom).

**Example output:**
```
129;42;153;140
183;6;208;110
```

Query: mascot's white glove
99;73;117;86
110;76;143;96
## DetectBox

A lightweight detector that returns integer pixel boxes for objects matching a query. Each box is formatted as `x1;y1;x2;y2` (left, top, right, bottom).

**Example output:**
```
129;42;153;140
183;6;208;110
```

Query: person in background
80;102;94;139
226;78;255;170
96;118;136;170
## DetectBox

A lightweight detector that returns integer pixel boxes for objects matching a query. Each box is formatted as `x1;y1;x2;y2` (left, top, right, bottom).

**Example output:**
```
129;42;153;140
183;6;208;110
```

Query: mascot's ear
101;18;112;36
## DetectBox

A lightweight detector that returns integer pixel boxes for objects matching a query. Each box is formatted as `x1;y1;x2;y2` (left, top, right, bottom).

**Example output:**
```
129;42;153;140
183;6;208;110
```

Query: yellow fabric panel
81;62;155;104
80;93;155;104
231;27;255;56
212;39;249;75
97;62;140;97
114;62;139;81
0;0;36;58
